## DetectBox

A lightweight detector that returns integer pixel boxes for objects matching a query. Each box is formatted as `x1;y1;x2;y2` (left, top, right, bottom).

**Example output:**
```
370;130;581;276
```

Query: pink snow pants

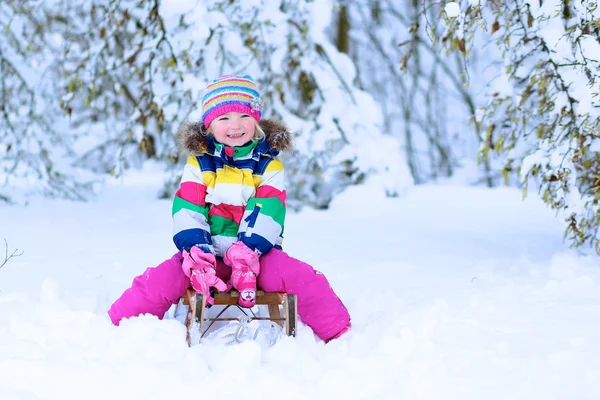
107;249;351;341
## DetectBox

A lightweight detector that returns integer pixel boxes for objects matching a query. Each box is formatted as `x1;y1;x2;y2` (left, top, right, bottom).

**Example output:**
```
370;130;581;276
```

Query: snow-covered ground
1;169;599;400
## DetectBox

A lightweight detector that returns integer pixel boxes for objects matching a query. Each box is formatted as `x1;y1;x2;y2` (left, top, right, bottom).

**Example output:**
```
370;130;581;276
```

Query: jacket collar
202;136;278;160
179;118;293;157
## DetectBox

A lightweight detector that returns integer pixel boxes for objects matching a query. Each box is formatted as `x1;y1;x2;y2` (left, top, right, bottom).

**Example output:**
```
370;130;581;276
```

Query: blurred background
1;0;598;251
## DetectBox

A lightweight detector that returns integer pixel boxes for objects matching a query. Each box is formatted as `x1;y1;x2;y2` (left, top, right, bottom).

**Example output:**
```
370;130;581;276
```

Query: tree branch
1;239;23;269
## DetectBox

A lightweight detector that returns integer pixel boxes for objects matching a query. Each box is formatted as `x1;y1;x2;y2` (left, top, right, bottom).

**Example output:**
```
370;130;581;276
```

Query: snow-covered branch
429;0;600;253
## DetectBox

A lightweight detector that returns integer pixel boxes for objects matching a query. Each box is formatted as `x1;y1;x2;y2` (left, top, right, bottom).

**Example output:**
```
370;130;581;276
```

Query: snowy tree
428;0;600;252
331;0;495;185
1;1;94;202
1;0;411;209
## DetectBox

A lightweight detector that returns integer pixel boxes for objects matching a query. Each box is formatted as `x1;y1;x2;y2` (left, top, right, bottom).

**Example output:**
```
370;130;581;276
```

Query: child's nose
229;117;242;129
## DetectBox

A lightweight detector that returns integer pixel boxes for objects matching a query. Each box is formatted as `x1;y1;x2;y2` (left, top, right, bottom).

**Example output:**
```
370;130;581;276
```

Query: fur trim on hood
178;118;293;155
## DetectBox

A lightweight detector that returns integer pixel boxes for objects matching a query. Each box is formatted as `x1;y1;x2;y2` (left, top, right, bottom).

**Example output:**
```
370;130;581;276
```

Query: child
108;74;351;342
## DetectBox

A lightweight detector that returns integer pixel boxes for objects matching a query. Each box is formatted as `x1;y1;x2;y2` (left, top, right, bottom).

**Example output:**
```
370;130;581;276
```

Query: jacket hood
179;118;293;155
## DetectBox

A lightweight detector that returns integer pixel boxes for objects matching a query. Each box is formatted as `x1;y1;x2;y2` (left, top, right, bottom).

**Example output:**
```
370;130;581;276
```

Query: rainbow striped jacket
173;119;292;257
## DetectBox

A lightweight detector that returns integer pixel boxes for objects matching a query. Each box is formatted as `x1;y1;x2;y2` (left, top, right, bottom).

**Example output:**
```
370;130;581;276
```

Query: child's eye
241;114;250;118
218;117;229;121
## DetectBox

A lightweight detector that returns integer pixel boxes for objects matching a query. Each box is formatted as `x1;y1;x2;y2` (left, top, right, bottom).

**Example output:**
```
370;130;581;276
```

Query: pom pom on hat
201;74;263;128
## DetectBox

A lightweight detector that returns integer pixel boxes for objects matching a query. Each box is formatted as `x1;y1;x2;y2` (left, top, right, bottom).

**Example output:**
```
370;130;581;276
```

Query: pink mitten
224;242;260;308
182;247;228;305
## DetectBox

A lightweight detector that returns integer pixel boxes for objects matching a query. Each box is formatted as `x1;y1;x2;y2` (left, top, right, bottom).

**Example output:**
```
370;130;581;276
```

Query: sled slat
183;288;196;347
182;290;284;306
204;317;285;321
284;294;297;337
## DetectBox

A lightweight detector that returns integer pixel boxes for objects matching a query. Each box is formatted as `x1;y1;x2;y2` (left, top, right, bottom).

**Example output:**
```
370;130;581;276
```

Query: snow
1;167;599;400
445;2;461;18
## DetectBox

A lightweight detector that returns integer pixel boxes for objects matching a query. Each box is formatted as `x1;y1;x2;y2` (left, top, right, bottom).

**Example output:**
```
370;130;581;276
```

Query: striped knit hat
201;74;264;128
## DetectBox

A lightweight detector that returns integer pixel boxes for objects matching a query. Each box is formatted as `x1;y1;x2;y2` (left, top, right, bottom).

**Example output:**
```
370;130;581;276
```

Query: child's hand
223;242;260;275
224;242;260;308
182;246;228;305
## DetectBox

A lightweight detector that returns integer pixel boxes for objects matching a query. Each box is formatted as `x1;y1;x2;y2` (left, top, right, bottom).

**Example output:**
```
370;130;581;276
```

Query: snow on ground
1;168;599;400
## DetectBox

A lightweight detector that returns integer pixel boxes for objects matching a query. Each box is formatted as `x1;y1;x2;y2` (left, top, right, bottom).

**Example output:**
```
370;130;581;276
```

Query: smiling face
208;112;256;147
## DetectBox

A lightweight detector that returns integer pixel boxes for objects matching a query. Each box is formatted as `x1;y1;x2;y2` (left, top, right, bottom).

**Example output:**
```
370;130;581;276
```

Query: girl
108;75;351;342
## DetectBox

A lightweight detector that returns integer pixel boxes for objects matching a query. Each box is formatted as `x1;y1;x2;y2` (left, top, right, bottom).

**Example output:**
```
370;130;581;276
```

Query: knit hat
201;74;264;128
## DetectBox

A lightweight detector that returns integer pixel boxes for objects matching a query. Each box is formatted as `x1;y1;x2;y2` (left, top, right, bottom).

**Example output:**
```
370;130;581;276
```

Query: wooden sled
180;288;298;347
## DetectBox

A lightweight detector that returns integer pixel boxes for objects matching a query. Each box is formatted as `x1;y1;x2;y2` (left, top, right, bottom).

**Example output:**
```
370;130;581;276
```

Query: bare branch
1;239;23;269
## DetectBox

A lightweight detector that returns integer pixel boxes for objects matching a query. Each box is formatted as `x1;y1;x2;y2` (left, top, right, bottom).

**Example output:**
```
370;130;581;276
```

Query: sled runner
180;288;297;347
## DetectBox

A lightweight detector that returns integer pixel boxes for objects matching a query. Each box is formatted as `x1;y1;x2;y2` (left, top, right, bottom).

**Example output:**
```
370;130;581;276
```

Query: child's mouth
227;132;245;139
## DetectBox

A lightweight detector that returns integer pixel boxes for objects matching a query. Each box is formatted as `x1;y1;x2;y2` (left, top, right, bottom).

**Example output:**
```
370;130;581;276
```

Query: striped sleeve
172;155;214;252
238;157;286;255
